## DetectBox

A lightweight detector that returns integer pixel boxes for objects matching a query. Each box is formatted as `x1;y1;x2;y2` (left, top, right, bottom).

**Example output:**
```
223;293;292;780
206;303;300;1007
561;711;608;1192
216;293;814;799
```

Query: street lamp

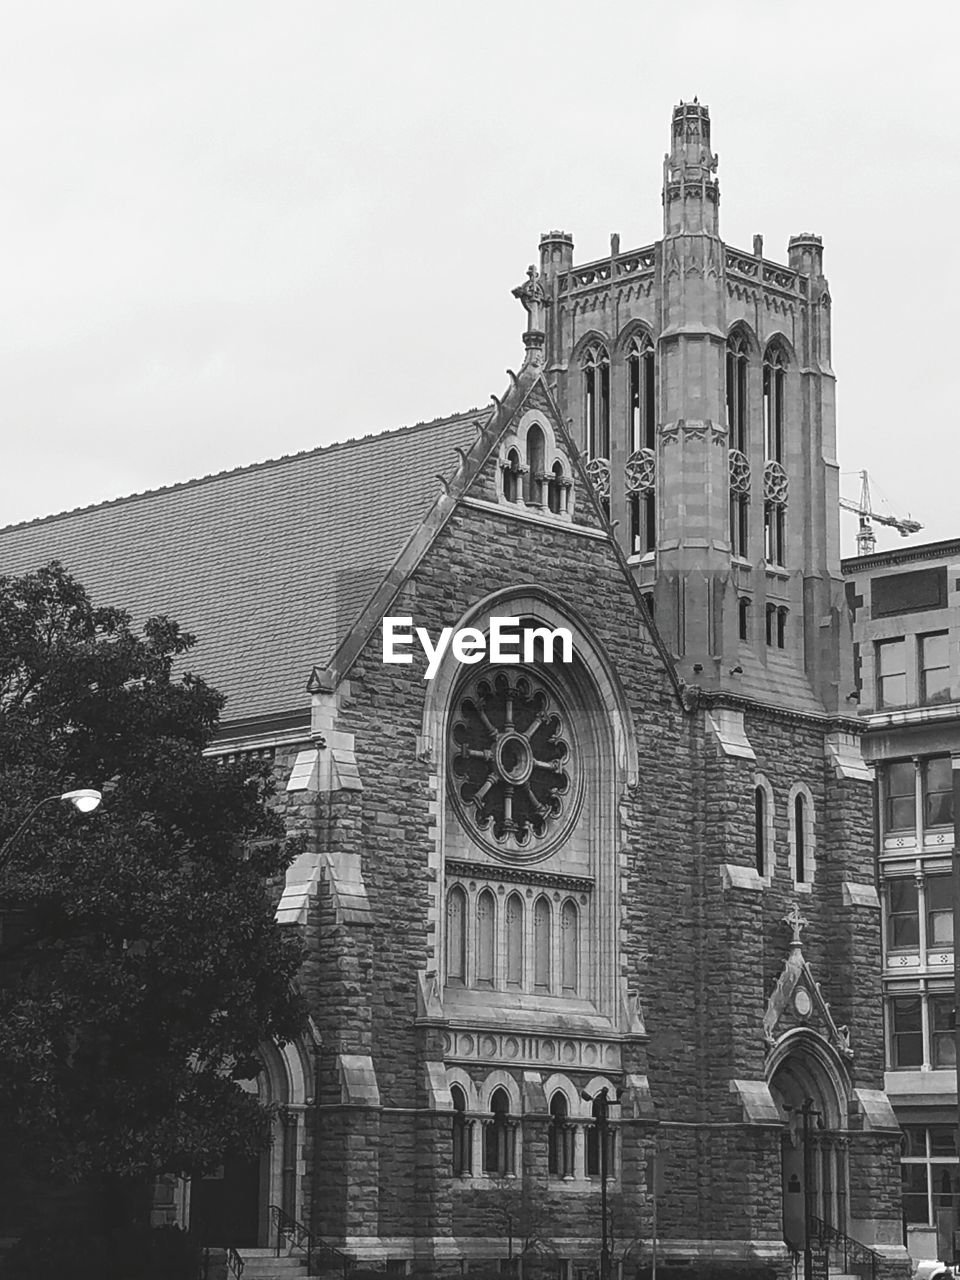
0;789;103;875
582;1086;623;1280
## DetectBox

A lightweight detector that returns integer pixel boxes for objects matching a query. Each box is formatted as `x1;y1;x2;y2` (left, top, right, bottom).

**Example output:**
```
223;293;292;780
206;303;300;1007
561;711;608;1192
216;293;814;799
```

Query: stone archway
768;1030;850;1250
189;1033;316;1249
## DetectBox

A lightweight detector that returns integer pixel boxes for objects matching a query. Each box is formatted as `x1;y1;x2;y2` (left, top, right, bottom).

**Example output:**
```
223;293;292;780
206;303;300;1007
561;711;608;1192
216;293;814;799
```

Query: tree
0;562;305;1214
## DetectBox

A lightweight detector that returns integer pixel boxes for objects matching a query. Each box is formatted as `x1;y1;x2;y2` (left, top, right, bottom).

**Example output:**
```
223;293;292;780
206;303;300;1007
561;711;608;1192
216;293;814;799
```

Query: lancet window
627;333;656;453
763;344;786;463
483;1088;517;1176
726;332;749;454
583;343;611;459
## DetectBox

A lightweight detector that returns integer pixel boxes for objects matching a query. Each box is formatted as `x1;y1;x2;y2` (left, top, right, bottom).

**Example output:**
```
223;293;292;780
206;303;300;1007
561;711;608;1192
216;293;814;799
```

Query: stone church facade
0;104;908;1276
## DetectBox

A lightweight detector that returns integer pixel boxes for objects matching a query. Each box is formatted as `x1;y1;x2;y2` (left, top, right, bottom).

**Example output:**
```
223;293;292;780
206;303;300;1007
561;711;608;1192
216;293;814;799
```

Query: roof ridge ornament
782;902;808;950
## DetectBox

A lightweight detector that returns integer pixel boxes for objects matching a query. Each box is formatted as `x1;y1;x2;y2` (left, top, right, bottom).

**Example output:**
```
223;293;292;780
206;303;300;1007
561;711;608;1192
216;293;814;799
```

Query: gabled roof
0;412;485;727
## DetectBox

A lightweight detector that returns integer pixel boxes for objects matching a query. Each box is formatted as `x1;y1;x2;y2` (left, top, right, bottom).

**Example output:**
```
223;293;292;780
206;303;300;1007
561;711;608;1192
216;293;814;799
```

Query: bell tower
536;102;849;716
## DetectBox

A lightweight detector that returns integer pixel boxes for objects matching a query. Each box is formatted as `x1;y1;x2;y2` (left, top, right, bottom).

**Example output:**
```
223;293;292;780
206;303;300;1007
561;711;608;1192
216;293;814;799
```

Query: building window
505;892;524;990
451;1085;471;1176
483;1088;516;1176
583;344;610;459
534;896;551;993
631;492;657;555
502;447;524;503
764;501;786;566
762;344;786;463
930;994;956;1068
739;597;750;641
561;899;579;995
476;889;496;988
730;492;750;558
884;761;916;833
886;878;920;950
927;875;953;948
585;1120;615;1179
789;787;814;885
920;632;951;706
526;425;546;507
889;995;923;1067
766;604;776;647
755;786;767;877
902;1125;960;1226
628;334;656;454
726;332;749;454
548;1093;574;1178
547;461;569;515
446;885;466;985
642;591;655;622
776;606;788;650
876;638;907;709
924;756;954;828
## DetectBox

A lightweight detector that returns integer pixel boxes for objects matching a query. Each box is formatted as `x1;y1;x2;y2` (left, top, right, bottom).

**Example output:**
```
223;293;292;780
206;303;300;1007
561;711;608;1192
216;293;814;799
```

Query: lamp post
582;1086;622;1280
0;789;103;877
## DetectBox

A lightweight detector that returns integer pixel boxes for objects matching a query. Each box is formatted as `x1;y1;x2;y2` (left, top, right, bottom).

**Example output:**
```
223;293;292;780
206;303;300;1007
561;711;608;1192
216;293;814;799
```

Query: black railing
270;1204;350;1277
809;1215;880;1280
226;1245;245;1278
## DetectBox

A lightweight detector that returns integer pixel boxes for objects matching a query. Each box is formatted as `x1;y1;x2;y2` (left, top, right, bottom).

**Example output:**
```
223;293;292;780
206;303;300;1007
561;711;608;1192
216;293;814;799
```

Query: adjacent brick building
0;103;907;1278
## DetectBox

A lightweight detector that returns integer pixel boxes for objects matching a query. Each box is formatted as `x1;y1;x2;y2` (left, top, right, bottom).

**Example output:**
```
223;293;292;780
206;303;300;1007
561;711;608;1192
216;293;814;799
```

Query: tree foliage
0;562;306;1183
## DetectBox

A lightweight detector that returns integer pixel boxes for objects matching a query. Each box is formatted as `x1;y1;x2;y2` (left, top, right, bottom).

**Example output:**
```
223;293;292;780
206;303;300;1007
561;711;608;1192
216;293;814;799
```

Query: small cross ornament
782;903;808;947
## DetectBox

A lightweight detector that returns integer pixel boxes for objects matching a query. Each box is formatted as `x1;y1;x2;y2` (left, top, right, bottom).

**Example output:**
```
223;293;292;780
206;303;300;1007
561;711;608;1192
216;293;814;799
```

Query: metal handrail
270;1204;350;1277
226;1245;245;1278
810;1215;880;1280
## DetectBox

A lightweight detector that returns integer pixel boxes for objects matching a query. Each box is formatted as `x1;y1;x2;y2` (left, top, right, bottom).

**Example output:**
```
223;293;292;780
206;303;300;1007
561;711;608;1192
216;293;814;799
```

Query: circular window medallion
794;987;812;1018
450;669;578;860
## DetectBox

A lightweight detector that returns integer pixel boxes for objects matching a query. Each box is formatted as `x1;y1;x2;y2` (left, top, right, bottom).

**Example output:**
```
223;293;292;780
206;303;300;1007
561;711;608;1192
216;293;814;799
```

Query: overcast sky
1;2;955;556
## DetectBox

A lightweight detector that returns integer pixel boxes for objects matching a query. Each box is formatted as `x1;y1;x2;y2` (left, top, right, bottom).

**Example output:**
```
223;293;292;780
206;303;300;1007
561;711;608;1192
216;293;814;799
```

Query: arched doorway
189;1033;316;1248
768;1030;850;1251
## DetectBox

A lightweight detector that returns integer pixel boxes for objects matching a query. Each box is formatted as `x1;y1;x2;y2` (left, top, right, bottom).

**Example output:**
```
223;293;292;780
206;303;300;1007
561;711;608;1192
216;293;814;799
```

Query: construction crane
839;470;922;556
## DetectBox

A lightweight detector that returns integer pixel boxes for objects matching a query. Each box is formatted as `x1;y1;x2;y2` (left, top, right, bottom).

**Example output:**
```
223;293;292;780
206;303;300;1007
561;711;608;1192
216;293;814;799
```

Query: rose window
763;460;789;505
728;449;751;494
451;671;571;853
625;448;656;494
585;457;611;501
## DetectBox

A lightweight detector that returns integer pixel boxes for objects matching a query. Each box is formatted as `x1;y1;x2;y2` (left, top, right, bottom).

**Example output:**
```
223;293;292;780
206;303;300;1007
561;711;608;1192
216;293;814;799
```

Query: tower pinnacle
662;99;720;235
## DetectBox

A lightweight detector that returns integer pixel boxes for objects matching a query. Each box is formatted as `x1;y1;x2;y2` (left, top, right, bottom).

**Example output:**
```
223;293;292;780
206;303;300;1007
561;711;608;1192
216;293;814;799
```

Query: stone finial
782;903;808;948
512;265;547;368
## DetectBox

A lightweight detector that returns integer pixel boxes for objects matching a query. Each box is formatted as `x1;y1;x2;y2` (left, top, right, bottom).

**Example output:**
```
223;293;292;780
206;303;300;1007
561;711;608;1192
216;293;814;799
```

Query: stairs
237;1249;309;1279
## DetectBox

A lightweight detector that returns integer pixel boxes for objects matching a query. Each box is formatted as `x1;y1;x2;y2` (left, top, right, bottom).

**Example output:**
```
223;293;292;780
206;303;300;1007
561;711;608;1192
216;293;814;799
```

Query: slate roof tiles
0;411;486;726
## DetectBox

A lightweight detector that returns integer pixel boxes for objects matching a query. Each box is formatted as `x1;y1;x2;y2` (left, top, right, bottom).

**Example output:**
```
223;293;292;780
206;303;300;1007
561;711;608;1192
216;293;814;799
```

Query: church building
0;103;908;1278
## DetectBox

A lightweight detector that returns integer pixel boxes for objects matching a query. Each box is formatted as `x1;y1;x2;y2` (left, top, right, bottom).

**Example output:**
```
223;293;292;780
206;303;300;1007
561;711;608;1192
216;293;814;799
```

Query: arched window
502;447;523;504
446;885;466;985
789;786;815;885
505;893;524;990
561;899;579;995
547;460;568;515
738;596;750;641
754;776;776;880
476;889;495;988
726;332;749;454
627;333;656;453
548;1092;573;1178
484;1087;516;1175
763;344;786;463
534;896;552;993
526;424;546;506
451;1084;471;1176
583;343;610;459
755;786;767;877
766;603;776;647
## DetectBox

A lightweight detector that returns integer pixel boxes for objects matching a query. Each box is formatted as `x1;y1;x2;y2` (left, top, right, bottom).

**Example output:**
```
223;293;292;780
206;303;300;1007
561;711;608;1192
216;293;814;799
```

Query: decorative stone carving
444;1027;622;1072
763;460;788;505
625;448;656;494
450;670;576;859
728;448;751;494
585;456;611;500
